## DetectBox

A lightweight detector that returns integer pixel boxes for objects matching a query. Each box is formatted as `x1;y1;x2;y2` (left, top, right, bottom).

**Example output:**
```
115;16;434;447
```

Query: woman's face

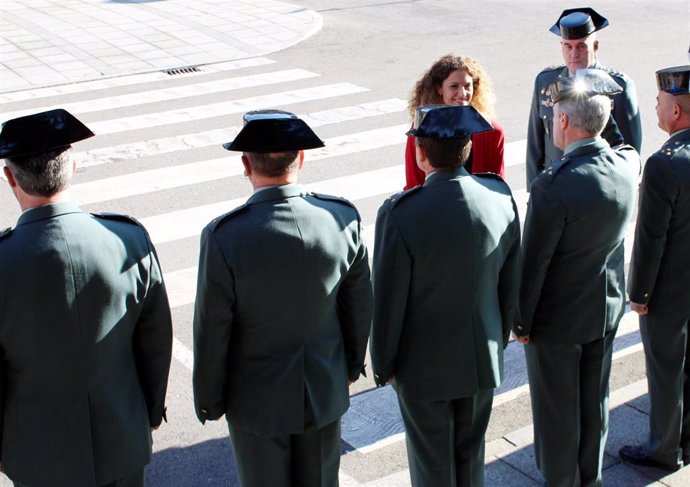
437;69;474;106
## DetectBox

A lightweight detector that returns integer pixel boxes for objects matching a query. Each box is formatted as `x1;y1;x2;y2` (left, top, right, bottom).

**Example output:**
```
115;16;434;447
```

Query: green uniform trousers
397;389;493;487
526;330;616;487
639;311;690;466
227;398;341;487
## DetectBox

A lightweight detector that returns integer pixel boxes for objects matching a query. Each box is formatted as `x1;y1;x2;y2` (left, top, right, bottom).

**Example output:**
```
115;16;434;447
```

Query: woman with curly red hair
404;54;505;189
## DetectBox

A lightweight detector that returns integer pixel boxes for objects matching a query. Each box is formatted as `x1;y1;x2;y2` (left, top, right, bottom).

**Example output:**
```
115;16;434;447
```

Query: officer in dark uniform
0;109;173;487
619;65;690;472
371;105;521;487
192;110;373;487
515;70;639;486
526;7;642;189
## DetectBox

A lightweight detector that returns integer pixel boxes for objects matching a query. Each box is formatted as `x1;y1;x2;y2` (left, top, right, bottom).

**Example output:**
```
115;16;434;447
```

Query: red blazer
404;121;505;190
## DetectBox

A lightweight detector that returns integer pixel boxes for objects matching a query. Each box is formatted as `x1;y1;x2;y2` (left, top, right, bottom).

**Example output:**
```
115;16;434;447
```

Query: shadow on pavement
484;398;689;487
145;393;687;487
147;437;240;487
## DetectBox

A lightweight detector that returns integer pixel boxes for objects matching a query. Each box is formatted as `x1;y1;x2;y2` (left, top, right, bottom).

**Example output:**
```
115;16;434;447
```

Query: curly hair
408;54;496;121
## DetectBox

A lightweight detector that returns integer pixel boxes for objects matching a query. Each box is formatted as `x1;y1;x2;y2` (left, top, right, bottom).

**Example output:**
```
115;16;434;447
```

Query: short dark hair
5;147;72;196
245;151;299;177
416;137;472;170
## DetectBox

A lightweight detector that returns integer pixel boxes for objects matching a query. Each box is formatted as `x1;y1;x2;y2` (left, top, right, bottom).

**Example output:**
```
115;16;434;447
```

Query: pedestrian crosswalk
0;58;278;104
0;68;322;120
70;121;409;204
0;55;650;487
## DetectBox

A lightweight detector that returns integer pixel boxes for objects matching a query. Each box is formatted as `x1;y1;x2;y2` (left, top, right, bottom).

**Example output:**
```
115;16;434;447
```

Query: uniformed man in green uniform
0;109;173;487
619;65;690;472
371;105;521;487
192;110;373;487
515;70;639;486
526;7;642;189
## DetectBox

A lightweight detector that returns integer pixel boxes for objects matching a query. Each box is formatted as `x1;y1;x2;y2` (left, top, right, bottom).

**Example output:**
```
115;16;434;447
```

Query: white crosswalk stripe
1;69;322;121
0;57;277;106
74;98;407;168
504;138;527;167
86;83;370;135
136;130;409;244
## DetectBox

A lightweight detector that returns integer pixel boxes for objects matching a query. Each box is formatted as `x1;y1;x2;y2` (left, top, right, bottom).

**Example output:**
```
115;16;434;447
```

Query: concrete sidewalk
0;0;322;93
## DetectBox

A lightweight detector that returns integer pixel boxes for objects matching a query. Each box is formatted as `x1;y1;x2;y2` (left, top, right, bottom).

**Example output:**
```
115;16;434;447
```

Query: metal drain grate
164;66;202;76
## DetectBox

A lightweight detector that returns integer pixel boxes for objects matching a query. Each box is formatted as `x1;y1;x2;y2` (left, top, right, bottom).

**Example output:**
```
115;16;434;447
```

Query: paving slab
602;463;667;487
0;0;322;93
486;458;540;486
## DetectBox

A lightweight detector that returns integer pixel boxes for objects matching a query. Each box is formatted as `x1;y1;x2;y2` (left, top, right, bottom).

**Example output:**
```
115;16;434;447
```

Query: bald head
656;91;690;134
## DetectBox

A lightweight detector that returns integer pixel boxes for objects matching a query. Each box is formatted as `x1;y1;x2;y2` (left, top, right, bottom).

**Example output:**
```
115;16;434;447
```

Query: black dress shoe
619;445;681;471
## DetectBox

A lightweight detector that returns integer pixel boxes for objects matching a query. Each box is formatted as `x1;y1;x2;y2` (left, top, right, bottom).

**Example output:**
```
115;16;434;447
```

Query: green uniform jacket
0;202;173;487
517;139;639;343
370;168;521;401
628;128;690;311
193;184;373;436
526;61;642;188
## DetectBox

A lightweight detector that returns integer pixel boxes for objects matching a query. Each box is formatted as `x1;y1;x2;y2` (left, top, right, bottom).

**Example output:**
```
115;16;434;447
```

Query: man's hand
511;331;530;344
630;302;649;315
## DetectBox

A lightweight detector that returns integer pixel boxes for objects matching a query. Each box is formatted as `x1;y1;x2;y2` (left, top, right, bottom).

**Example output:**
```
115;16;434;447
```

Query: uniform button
201;408;208;415
517;325;524;330
643;292;649;299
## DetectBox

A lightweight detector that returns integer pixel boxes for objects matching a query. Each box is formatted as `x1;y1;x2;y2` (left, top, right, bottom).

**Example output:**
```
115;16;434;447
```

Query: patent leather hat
656;65;690;95
406;105;493;138
223;109;324;152
550;7;609;39
0;108;94;159
546;69;622;105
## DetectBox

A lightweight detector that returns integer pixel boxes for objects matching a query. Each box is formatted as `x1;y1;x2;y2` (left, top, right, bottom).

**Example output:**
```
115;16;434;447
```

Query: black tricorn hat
547;69;622;105
550;7;609;39
223;109;325;153
656;65;690;95
406;105;493;139
0;108;94;159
